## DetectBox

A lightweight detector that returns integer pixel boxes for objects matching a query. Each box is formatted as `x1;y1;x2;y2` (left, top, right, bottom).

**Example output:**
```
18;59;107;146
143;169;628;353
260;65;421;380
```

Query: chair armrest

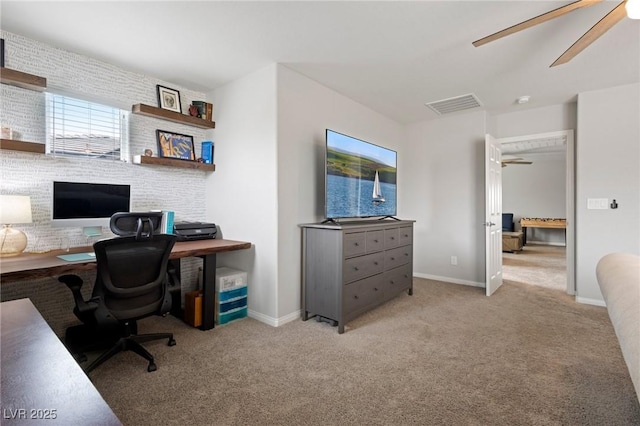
58;274;99;315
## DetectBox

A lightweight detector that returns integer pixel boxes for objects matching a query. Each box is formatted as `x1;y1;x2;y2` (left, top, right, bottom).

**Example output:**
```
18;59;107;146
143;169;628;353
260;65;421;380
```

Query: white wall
276;65;404;320
491;103;577;138
207;65;404;325
206;64;279;322
576;83;640;304
502;152;567;244
403;111;487;286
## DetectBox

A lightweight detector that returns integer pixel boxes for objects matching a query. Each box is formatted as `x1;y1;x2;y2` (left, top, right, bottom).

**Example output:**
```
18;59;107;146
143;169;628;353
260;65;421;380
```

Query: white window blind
47;94;128;160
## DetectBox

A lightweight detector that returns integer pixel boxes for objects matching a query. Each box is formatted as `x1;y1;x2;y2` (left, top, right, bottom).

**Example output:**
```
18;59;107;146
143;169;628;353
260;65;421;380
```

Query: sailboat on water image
372;170;385;205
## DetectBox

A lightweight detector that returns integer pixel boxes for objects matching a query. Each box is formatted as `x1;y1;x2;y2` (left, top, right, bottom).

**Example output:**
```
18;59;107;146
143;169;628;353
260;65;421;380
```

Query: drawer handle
404;253;409;256
390;236;395;240
374;287;378;291
374;261;379;265
390;257;395;261
404;274;409;278
390;280;395;284
354;242;359;246
354;295;359;299
354;266;359;271
374;239;379;243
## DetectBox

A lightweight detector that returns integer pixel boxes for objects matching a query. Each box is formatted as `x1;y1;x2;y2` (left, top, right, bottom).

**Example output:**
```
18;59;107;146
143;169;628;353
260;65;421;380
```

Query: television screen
325;129;397;219
52;181;131;227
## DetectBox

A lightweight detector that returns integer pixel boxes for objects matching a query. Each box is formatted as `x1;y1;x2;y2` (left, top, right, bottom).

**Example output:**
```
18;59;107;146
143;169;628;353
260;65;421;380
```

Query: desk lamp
0;195;33;257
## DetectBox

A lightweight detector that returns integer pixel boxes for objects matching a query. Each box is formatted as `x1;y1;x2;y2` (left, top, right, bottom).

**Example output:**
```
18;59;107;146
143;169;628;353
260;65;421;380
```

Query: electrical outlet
451;256;458;266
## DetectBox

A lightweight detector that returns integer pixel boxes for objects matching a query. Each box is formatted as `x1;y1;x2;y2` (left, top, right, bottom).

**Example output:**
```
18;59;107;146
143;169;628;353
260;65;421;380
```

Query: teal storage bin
219;286;247;303
217;306;247;325
219;296;247;314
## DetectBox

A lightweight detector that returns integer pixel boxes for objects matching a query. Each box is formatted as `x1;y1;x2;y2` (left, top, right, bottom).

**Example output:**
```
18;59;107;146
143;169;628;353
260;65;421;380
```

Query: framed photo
156;85;182;113
156;130;195;161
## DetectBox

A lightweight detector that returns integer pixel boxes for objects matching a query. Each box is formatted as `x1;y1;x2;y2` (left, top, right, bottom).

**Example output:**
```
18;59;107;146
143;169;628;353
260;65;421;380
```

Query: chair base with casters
59;211;178;374
60;274;177;373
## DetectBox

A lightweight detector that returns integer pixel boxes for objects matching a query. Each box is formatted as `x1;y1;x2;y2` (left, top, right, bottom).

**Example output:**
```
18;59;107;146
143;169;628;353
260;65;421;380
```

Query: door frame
497;130;575;295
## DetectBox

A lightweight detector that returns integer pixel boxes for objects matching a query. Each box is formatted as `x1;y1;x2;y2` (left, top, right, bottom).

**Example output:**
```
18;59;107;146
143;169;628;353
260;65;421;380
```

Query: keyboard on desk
57;252;96;262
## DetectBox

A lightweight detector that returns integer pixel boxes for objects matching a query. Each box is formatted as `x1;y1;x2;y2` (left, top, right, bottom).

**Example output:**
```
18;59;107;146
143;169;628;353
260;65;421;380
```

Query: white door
485;134;503;295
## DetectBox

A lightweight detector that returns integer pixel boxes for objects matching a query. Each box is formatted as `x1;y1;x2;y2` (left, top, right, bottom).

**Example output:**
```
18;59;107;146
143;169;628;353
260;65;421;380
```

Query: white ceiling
2;1;638;124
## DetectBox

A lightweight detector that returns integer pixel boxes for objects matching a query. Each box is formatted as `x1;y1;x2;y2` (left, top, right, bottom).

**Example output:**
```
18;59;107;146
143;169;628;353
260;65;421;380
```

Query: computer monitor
51;181;131;235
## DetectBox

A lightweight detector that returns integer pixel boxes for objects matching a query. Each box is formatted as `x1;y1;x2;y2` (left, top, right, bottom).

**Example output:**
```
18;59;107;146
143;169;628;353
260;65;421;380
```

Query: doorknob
484;222;496;227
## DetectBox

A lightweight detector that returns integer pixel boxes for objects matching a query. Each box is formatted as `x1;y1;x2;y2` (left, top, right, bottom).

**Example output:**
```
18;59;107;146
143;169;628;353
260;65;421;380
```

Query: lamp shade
0;195;33;224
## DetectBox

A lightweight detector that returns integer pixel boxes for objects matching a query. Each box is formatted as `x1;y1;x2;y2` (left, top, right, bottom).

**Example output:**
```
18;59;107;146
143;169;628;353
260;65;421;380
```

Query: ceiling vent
425;93;483;115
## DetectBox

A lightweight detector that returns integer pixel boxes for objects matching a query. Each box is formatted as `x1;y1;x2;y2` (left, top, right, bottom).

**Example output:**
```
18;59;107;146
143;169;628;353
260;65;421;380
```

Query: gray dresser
300;220;414;333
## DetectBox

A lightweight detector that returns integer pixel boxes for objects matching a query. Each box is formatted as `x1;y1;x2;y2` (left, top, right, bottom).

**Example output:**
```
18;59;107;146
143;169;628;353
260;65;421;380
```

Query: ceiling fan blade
551;1;627;67
473;0;603;47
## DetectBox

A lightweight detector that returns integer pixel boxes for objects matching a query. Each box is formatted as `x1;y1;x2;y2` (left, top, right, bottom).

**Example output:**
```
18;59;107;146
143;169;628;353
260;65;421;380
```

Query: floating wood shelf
133;155;215;171
0;139;46;154
132;104;215;129
0;67;47;91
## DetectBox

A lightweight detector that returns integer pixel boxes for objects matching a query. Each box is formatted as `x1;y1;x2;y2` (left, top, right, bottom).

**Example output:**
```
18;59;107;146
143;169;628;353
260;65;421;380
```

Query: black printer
173;222;217;241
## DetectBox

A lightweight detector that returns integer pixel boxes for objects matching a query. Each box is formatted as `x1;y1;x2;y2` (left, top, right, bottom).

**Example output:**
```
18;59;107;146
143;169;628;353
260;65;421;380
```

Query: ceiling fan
473;0;639;67
502;158;533;167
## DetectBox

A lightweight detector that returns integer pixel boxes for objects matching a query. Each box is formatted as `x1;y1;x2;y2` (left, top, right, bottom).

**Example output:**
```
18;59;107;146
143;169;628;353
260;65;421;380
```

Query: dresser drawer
384;227;400;249
398;226;413;246
383;263;412;293
344;274;385;314
343;252;384;283
343;232;366;257
385;245;412;270
365;230;384;253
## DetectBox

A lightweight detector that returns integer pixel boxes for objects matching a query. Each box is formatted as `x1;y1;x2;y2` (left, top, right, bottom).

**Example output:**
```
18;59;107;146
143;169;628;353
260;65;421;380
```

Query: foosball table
520;218;567;245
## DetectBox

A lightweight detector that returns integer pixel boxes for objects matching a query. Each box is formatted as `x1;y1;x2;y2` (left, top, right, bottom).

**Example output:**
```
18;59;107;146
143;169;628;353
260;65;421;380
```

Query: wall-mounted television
325;129;397;220
52;181;131;229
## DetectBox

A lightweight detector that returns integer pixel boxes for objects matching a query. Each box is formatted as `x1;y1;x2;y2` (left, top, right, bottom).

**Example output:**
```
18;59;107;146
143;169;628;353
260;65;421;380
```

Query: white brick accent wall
1;31;210;333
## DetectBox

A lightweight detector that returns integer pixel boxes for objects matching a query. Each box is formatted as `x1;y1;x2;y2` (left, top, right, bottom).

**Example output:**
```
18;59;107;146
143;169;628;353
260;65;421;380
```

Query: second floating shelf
133;155;215;171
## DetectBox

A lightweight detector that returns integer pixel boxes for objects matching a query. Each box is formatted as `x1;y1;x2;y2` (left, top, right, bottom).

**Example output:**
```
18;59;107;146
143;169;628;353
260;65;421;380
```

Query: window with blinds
47;94;129;160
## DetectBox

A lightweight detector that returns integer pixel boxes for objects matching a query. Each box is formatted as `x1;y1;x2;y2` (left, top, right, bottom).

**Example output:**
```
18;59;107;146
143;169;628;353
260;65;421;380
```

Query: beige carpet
503;244;567;291
88;278;640;425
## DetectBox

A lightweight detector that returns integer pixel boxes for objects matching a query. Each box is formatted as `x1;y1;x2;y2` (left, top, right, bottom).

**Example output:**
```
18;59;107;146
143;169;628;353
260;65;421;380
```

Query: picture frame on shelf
156;85;181;113
156;130;195;161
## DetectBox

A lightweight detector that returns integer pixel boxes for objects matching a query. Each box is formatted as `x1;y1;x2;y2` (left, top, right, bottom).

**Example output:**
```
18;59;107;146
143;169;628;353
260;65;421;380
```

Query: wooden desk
520;218;567;245
1;298;122;425
0;238;252;331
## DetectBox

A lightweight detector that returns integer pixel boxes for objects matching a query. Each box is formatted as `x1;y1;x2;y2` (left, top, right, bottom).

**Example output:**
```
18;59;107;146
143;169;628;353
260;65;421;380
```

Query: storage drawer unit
215;267;248;325
301;220;414;333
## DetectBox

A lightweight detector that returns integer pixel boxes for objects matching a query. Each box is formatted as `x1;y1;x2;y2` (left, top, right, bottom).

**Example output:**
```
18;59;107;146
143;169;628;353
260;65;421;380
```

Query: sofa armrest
596;253;640;403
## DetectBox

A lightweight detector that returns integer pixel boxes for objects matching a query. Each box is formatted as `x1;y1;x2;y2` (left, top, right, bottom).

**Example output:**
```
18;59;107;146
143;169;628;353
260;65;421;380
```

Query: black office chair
59;212;178;373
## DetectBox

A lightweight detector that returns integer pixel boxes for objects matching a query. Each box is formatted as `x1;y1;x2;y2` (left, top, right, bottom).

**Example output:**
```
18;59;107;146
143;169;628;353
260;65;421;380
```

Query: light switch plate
587;198;609;210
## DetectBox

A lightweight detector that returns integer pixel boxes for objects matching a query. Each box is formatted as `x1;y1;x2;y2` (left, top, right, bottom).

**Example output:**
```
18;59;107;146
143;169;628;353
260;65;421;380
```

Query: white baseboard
248;309;301;327
575;296;606;307
413;273;484;288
